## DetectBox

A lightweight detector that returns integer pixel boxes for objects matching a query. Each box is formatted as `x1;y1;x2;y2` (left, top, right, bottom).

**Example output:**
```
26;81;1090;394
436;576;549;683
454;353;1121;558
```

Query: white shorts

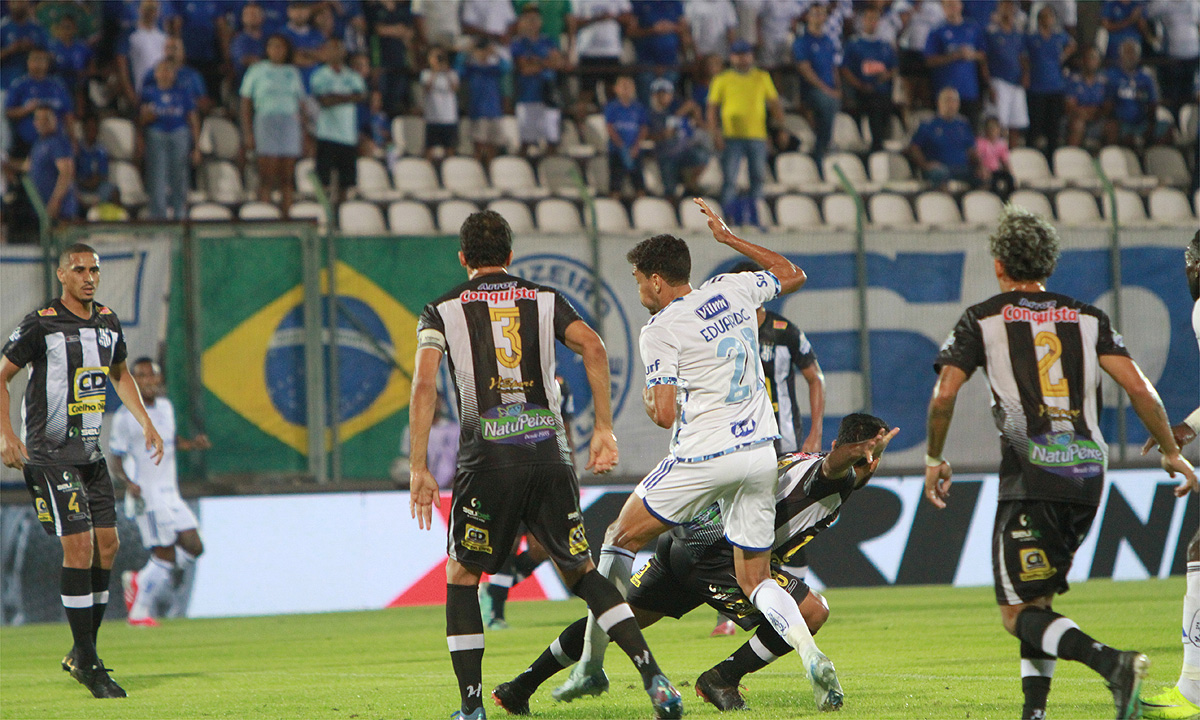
515;102;561;145
635;443;777;551
127;491;198;548
989;78;1029;130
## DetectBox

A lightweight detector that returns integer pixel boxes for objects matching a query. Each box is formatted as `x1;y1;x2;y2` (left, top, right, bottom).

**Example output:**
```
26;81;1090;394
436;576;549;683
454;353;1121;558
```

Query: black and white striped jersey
2;299;127;465
416;272;580;472
935;291;1130;506
757;310;819;453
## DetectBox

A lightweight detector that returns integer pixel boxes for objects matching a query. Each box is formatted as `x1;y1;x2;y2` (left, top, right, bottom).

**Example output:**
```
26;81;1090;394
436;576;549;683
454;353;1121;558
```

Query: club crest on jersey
695;294;730;321
98;306;113;315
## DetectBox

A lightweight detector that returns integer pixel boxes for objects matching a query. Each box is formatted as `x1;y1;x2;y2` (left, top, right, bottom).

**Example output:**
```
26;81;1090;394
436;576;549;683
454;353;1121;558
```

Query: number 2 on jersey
1034;331;1069;397
718;327;759;404
489;307;522;369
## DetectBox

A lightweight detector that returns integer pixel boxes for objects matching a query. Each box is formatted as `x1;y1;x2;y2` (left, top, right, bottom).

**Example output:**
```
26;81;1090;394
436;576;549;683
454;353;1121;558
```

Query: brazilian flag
167;235;462;480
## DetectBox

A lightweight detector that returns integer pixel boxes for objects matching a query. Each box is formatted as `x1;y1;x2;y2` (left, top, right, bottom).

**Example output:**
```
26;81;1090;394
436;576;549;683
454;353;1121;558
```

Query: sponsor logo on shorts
35;498;51;523
463;524;492;554
1028;432;1104;477
481;402;557;444
1018;547;1056;582
695;294;730;321
1010;529;1040;540
568;523;588;555
462;497;491;522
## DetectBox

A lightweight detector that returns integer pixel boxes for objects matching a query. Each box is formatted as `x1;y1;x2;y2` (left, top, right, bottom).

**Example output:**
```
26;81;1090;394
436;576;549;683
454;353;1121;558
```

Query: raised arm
563;320;618;473
693;198;806;294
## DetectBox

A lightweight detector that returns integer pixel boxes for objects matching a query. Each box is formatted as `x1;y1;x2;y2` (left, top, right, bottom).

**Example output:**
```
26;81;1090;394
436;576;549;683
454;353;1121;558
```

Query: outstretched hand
409;468;441;530
694;197;737;245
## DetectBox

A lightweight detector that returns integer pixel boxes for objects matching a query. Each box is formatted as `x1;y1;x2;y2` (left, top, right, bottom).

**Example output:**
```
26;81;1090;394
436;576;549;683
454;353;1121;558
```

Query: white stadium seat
1145;146;1191;187
441;157;500;201
1101;188;1148;223
538;156;585;197
535;198;583;232
1148;187;1196;222
821;194;859;229
357;157;399;201
188;202;233;221
490;156;549;199
868;193;915;227
338;201;387;233
392;157;449;201
1010;148;1065;190
199;116;241;161
775;194;822;229
590;197;631;232
1054;189;1102;225
436;199;480;234
1098;145;1156;190
915;191;962;226
962;190;1004;226
679;197;721;230
1052;147;1102;189
833;112;867;153
98;117;135;161
388;200;436;234
201;160;246;205
295;157;317;198
773;152;831;193
238;201;282;220
868;151;923;193
632;196;679;231
109;160;148;205
823;152;878;192
289;201;328;229
1009;189;1055;219
486;199;535;233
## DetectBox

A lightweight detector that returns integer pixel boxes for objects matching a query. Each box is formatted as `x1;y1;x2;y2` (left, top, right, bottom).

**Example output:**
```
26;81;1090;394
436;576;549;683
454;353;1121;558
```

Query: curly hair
989;204;1060;281
626;234;691;285
1187;229;1200;265
459;210;513;268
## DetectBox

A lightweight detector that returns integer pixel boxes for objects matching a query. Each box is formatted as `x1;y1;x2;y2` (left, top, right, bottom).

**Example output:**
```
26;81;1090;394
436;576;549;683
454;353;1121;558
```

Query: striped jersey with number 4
934;291;1130;505
640;270;782;462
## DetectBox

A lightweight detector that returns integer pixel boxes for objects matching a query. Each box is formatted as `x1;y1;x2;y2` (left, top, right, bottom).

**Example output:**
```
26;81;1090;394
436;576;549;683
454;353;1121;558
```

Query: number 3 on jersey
489;307;522;368
718;327;759;404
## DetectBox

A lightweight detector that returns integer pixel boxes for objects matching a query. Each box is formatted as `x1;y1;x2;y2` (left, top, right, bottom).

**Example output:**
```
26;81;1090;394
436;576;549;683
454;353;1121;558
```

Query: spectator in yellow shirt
706;40;784;229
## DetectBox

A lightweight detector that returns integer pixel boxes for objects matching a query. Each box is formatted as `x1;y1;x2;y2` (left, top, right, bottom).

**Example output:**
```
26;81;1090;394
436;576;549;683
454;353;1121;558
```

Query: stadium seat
339;201;387;234
833;112;867;153
1098;145;1156;190
641;158;665;196
1179;103;1198;144
86;204;128;221
754;198;775;227
295;157;317;198
1101;188;1148;223
109;160;148;205
1145;146;1191;187
1148;187;1196;222
868;151;923;192
441;157;500;201
1010;189;1055;219
188;202;233;221
486;199;535;233
586;155;610;194
201;160;246;205
395;116;425;156
538;155;585;197
560;121;595;158
868;193;915;227
198;116;241;161
590;197;631;233
388;200;436;234
490;156;549;199
915;191;962;226
821;194;860;229
775;194;822;228
98;117;135;161
582;113;609;154
782;113;816;153
535;198;583;232
962;190;1004;226
1010;148;1065;190
436;199;480;233
773;152;831;193
1054;189;1102;225
239;201;282;220
289;201;328;229
861;115;908;153
356;157;398;201
1052;147;1102;189
498;116;522;155
392;157;449;201
823;153;879;192
679;197;722;230
632;196;679;230
695;156;724;195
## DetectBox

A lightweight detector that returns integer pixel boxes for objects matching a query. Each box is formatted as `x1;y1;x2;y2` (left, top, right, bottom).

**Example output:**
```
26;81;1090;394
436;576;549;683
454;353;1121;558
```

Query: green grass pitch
0;578;1182;719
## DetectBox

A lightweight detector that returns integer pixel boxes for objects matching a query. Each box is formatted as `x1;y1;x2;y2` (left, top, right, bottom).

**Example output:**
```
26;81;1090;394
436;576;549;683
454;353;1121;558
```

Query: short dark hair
990;204;1060;281
836;413;889;445
729;260;761;274
267;33;293;62
131;356;159;372
459;210;513;268
60;243;98;266
626;234;691;285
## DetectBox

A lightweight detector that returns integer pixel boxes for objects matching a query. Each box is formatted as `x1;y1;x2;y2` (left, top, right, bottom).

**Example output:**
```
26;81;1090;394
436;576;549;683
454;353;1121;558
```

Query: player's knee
60;532;93;568
803;592;830;633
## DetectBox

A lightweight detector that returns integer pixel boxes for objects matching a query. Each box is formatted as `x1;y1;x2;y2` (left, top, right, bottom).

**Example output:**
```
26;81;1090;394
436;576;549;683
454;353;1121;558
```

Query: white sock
490;573;514;589
750;579;821;669
573;545;633;676
1179;562;1200;704
130;557;173;620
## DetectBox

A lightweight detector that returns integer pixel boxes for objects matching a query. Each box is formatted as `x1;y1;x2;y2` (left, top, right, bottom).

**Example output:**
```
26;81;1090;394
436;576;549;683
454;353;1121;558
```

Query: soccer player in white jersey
554;199;838;705
110;358;209;626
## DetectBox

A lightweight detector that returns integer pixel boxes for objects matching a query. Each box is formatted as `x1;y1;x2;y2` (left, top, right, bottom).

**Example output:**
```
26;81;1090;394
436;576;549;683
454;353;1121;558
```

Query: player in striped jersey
1;243;164;699
492;413;896;713
924;207;1197;720
408;211;681;719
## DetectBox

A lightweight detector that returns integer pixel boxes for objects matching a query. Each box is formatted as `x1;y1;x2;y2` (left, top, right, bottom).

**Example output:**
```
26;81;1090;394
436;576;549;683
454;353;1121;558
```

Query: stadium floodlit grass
0;578;1181;719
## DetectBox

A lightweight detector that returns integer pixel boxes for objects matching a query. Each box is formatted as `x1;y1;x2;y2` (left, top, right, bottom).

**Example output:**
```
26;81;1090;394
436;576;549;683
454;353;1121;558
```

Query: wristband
925;454;944;468
1186;408;1200;436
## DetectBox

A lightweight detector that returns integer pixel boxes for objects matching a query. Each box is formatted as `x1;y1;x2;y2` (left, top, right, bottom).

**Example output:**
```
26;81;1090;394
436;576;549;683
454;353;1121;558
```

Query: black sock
1020;640;1054;720
514;617;587;693
1015;607;1120;679
486;581;509;621
513;551;542;577
91;567;111;643
571;570;661;689
715;623;791;685
446;584;485;713
62;567;98;668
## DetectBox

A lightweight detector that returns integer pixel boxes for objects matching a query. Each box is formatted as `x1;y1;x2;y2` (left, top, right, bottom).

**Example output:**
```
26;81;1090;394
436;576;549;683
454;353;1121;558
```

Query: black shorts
448;463;589;576
899;49;929;78
628;535;810;631
425;123;458;150
315;139;358;187
24;459;117;537
993;499;1097;606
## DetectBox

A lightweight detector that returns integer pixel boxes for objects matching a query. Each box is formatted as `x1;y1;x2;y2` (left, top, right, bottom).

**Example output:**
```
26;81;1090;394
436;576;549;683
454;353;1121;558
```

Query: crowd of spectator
0;0;1196;237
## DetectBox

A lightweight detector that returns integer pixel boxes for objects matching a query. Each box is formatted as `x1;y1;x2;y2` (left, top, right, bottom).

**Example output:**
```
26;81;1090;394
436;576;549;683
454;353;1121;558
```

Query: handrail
573;166;605;336
22;176;56;304
831;163;873;414
1093;157;1127;460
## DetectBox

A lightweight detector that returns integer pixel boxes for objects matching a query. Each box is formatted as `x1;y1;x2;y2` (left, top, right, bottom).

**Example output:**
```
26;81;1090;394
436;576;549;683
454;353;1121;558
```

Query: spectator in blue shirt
26;105;77;221
628;0;685;104
985;0;1027;146
462;38;508;166
1100;0;1149;66
604;75;649;197
648;77;709;200
283;1;325;89
231;2;268;87
794;1;841;169
166;0;230;102
76;114;114;205
368;0;415;117
1065;46;1109;147
924;0;988;129
47;14;92;117
512;6;564;156
1104;38;1167;148
907;87;980;188
4;49;74;161
1024;5;1076;156
841;5;897;153
0;0;49;91
139;61;201;220
143;37;211;116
